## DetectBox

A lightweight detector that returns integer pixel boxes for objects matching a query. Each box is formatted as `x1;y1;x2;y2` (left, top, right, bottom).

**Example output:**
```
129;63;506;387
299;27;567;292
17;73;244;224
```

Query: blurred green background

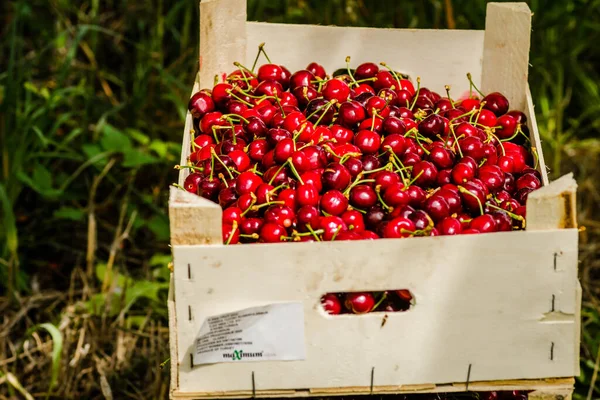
1;0;599;398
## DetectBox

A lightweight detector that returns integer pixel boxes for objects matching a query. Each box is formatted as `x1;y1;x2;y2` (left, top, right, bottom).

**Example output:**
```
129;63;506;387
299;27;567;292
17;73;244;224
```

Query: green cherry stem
466;72;484;97
251;43;265;72
286;158;305;185
458;186;484;216
210;148;234;180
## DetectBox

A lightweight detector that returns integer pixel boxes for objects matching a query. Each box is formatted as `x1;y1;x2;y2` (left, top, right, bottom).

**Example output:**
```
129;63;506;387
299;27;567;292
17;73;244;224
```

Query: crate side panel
173;229;578;393
246;22;484;95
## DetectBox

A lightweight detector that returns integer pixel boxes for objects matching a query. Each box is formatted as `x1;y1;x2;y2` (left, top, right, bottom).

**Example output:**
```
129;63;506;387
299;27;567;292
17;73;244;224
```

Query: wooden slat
198;0;246;89
481;2;532;112
525;85;550;185
171;378;574;399
169;187;222;246
168;274;179;392
245;22;484;95
526;173;578;231
173;229;578;393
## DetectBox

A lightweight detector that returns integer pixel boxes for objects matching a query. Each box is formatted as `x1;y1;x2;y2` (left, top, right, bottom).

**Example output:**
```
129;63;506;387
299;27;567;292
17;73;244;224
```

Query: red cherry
383;183;410;207
490;210;512;232
188;91;215;119
341;210;366;232
349;185;377;208
381;134;407;155
211;83;233;107
338;100;367;128
277;188;297;210
301;170;324;193
383;217;415;238
470;214;497;233
476;109;498;127
322;162;352;191
411;161;438;188
228;149;251;172
483;92;509;116
355;62;379;80
264;205;295;228
460;97;480;111
222;223;240;244
373;71;396;91
292;85;320;109
437;188;462;214
423;195;451;222
321;294;342;315
183;172;203;194
239;218;264;236
306;62;326;79
365;96;390;118
289;70;315;90
516;173;541;191
458;182;486;214
273;138;295;164
320;190;349;216
405;185;427;207
438;217;463;235
506;110;527;124
452;163;476;184
330;125;354;144
373;171;400;191
236;171;263;195
320;216;347;241
260;222;287;243
296;205;320;231
428;146;455;169
354;130;381;154
418;114;445;138
296;184;320;207
344;292;375;314
322;78;350;103
496;114;517;139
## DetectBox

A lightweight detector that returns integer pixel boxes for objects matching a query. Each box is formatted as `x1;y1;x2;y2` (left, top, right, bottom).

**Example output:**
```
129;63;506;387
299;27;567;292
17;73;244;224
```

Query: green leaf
28;323;63;392
146;214;170;241
149;254;172;267
53;206;85;221
32;163;53;191
86;293;120;316
82;144;108;167
100;124;131;152
0;183;18;255
125;128;150;145
122;148;159;168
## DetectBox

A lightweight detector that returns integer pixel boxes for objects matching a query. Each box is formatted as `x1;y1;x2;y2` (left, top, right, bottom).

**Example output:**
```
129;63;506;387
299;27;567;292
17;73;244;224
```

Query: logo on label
223;349;264;361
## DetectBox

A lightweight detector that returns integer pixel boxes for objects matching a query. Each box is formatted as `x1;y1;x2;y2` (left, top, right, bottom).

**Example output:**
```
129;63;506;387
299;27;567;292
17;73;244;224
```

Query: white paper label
193;302;305;365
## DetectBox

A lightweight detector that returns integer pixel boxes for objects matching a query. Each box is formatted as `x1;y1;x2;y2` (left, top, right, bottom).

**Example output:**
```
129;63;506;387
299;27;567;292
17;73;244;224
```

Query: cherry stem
370;291;388;312
211;148;234;180
345;56;358;85
531;146;539;170
370;114;378;131
211;125;221;144
407;169;424;186
267;162;288;185
251;43;265;72
293;229;324;238
218;173;228;187
362;162;393;175
450;108;477;123
240;233;260;239
213;74;219;87
330;226;342;241
209;151;215;181
252;200;285;211
458;186;484;215
240;194;257;217
171;183;186;191
409;77;421;111
380;62;403;91
225;221;238;245
233;61;256;77
313;100;336;126
286;158;305;185
259;43;272;64
375;185;392;211
175;164;204;172
445;85;455;107
343;178;375;196
305;224;322;241
226;89;254;107
350;77;377;88
449;126;464;157
487;130;506;156
389;153;408;184
466;73;484;97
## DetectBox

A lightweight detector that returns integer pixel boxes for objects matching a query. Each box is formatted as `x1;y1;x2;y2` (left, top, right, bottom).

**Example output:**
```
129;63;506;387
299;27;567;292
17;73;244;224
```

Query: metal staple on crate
370;367;374;395
188;263;191;279
465;363;472;391
251;371;256;398
550;342;555;361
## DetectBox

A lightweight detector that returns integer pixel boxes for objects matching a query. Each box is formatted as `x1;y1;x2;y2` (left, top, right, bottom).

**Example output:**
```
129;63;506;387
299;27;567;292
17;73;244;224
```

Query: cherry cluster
181;51;540;245
322;289;414;315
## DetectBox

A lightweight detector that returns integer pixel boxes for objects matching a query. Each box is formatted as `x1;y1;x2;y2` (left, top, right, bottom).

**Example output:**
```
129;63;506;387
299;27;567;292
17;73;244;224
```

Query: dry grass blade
0;371;34;400
27;323;63;394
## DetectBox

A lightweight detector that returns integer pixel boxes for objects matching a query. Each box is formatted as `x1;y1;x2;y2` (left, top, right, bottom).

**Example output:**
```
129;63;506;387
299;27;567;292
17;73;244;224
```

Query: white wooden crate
168;1;581;398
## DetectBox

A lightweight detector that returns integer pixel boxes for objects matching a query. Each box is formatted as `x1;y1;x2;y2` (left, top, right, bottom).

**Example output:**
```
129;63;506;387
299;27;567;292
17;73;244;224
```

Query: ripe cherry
345;292;375;314
438;217;463;235
188;91;215;119
321;294;342;315
411;161;438;188
260;222;287;243
322;162;352;191
306;62;326;79
296;205;320;231
383;217;416;238
355;62;379;80
476;109;498;127
354;130;381;154
423;195;451;222
341;210;366;232
320;190;349;216
296;184;320;207
469;214;497;233
320;216;347;241
184;173;203;194
236;171;263;195
483;92;509;116
289;70;315;90
418;114;445;138
264;205;295;228
338;100;367;128
496;114;517;139
322;78;351;103
516;173;541;191
349;185;377;208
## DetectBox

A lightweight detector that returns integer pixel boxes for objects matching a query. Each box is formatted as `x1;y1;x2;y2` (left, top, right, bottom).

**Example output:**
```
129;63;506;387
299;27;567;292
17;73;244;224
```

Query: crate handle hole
320;289;414;315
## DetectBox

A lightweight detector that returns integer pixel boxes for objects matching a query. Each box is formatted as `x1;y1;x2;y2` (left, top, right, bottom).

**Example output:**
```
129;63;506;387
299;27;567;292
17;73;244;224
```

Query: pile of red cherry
180;49;541;317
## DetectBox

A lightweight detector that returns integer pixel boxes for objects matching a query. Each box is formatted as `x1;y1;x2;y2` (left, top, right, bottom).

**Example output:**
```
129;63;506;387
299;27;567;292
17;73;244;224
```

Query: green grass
1;0;599;398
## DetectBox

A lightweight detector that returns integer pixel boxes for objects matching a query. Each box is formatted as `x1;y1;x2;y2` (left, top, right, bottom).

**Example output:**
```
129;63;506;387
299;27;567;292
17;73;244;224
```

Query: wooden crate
168;1;581;398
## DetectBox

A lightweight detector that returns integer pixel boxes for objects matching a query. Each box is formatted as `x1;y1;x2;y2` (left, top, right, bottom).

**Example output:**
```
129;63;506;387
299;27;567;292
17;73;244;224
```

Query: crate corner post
199;0;248;89
169;186;223;246
481;2;532;111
